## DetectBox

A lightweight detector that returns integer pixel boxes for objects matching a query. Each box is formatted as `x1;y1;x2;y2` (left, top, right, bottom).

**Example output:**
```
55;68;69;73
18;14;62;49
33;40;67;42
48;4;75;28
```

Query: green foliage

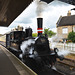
66;40;72;43
68;32;75;43
44;28;49;35
0;34;3;36
32;33;37;37
43;28;56;37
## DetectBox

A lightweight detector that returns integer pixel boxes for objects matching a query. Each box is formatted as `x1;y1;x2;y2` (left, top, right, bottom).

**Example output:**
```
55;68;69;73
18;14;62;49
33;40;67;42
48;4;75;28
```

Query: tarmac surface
0;45;20;75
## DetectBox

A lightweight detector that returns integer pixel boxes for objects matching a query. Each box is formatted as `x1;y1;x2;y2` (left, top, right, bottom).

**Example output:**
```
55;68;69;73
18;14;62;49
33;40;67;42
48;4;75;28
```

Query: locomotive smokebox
37;18;43;36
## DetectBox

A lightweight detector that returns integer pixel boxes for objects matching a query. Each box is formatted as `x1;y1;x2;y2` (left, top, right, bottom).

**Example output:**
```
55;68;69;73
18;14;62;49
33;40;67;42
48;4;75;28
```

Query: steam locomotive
6;18;64;74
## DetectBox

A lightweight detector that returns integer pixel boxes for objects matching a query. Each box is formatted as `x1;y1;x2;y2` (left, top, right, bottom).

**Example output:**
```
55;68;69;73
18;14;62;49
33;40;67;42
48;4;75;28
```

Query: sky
0;0;75;34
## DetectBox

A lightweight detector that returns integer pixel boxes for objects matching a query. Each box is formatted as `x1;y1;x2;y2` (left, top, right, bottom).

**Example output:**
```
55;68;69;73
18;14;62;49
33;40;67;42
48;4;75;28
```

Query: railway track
57;57;75;68
55;57;75;75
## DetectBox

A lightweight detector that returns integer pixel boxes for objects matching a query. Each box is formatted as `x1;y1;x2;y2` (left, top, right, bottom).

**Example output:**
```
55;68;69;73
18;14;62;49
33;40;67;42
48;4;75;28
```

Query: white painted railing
49;42;75;54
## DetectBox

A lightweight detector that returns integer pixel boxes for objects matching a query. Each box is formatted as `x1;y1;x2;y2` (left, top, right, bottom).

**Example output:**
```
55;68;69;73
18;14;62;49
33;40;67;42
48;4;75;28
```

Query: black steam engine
6;18;64;74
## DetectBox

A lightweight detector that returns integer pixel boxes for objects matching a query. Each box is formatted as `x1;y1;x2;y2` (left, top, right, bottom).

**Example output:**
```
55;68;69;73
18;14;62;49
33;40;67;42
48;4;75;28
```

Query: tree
68;32;75;43
32;33;37;37
0;34;3;36
43;28;56;37
43;28;49;35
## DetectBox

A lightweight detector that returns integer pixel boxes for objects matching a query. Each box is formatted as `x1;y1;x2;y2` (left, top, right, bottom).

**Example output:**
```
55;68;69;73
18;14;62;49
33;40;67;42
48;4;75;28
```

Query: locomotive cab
6;31;26;57
10;31;25;43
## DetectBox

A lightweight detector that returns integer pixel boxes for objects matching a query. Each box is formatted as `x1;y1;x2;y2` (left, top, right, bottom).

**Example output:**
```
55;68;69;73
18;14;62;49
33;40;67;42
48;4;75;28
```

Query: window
74;27;75;32
62;28;68;34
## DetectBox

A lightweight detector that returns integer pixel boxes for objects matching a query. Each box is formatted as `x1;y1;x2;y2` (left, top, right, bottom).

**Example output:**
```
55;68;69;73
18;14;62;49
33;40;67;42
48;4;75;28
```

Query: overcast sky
0;0;75;34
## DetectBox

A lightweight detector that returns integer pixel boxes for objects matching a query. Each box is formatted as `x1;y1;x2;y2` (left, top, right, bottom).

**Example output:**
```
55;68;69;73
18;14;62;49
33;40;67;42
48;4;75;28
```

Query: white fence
49;42;75;54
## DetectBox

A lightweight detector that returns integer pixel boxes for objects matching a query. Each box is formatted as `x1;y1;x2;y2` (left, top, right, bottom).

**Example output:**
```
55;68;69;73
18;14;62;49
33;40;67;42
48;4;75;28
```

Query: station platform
0;45;37;75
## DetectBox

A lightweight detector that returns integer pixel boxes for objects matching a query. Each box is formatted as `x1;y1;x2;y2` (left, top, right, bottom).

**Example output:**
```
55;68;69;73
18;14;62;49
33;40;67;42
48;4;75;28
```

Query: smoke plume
35;0;47;17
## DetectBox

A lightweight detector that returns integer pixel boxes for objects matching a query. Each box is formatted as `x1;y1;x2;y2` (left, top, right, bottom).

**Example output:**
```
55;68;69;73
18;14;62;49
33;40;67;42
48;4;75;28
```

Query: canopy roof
0;0;33;27
41;0;75;5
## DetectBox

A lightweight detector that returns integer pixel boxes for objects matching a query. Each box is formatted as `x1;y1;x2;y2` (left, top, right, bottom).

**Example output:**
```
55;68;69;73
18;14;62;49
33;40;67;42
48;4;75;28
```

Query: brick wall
57;25;75;39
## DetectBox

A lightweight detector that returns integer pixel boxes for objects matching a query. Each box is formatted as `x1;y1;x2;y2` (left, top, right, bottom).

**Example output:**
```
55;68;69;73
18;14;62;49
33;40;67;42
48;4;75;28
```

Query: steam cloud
20;39;35;58
49;35;70;56
57;50;70;56
35;0;47;17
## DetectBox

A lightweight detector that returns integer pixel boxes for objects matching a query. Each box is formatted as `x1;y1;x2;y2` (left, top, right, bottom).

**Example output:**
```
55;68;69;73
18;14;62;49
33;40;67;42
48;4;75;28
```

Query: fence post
71;43;72;50
63;43;64;50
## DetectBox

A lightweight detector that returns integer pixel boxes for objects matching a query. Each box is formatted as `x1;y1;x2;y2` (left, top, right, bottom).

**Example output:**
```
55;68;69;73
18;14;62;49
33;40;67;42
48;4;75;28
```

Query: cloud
11;1;37;24
43;0;75;30
0;27;11;34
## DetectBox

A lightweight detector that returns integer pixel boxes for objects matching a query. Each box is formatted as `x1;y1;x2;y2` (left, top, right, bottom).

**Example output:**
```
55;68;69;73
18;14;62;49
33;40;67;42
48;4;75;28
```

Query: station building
56;11;75;41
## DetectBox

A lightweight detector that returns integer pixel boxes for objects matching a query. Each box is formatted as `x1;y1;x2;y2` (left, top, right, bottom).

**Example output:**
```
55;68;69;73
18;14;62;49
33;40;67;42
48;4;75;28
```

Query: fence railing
49;42;75;54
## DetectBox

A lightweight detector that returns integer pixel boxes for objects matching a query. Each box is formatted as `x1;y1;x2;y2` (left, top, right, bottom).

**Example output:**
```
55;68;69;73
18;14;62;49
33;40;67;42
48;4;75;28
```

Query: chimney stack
67;10;71;16
37;18;43;36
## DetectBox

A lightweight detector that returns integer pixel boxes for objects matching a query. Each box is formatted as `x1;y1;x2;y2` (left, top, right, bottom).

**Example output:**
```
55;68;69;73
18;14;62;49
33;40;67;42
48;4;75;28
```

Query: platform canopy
41;0;75;5
0;0;75;27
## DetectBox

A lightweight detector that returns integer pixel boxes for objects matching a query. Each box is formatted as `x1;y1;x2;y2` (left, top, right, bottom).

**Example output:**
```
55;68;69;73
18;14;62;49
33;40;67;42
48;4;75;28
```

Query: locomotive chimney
37;18;43;36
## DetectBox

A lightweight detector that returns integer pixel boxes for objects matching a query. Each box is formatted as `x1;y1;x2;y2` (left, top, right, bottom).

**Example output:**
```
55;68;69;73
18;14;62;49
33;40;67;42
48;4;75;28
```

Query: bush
66;40;72;43
68;32;75;43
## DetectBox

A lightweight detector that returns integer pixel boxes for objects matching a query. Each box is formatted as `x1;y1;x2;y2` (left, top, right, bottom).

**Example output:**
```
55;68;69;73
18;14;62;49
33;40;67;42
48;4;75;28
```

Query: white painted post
63;43;65;50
